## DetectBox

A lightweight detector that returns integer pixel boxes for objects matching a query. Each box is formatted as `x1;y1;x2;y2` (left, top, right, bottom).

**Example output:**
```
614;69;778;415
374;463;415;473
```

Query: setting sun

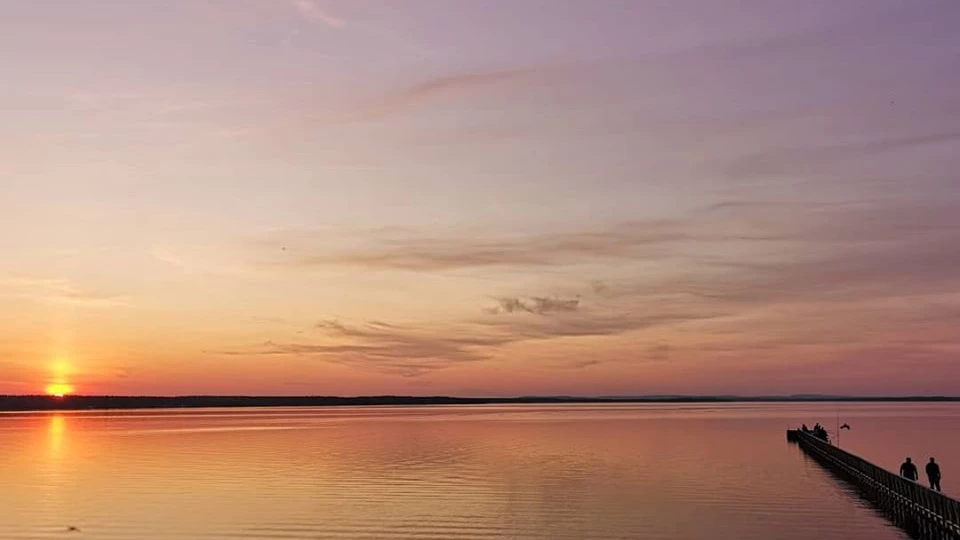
45;383;75;398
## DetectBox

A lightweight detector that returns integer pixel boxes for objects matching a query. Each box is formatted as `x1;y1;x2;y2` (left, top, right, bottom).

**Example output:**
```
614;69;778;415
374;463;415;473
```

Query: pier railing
792;430;960;539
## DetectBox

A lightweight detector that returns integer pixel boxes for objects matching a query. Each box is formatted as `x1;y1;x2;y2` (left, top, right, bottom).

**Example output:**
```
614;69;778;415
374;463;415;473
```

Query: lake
2;402;958;540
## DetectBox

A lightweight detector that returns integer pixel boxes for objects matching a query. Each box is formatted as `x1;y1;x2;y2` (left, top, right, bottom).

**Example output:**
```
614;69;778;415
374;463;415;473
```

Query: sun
46;383;75;398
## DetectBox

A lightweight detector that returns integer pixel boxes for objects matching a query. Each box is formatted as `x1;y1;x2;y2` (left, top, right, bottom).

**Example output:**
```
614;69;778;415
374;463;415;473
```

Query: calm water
2;403;958;540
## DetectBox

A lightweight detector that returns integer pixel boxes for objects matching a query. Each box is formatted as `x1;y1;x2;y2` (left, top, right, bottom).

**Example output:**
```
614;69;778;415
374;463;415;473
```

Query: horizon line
4;393;960;399
2;394;960;413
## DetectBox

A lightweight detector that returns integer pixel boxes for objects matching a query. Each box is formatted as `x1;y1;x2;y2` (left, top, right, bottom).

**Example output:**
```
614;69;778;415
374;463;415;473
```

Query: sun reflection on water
48;414;67;460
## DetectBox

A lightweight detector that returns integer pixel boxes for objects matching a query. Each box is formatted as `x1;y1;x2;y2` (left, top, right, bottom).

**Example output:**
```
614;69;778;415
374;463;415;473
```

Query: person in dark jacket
926;457;942;491
900;457;919;481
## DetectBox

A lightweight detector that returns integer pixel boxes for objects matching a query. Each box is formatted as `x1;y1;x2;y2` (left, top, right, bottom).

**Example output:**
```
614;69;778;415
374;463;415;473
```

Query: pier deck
789;429;960;539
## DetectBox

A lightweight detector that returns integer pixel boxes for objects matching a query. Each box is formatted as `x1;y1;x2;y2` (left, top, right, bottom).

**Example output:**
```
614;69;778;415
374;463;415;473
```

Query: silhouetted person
900;457;919;481
926;457;941;491
801;423;809;432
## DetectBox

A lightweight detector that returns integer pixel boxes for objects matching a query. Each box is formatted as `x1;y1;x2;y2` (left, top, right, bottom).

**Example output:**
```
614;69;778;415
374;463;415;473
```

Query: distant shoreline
1;395;959;412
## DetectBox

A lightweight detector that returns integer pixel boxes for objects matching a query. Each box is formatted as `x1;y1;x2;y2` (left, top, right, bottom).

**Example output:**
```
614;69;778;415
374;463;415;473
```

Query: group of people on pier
800;423;829;442
799;422;944;492
900;456;943;492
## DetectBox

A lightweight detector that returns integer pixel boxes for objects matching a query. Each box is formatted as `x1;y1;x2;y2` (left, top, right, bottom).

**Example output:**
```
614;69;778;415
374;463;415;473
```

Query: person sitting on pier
801;424;809;432
900;457;919;482
925;457;941;491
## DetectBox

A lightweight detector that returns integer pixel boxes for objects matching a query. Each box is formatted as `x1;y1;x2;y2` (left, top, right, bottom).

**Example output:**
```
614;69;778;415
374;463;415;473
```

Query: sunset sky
2;0;959;396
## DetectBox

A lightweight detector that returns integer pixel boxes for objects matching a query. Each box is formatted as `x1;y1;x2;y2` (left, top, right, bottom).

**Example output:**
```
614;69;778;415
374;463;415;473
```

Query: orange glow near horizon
46;359;75;397
46;383;75;398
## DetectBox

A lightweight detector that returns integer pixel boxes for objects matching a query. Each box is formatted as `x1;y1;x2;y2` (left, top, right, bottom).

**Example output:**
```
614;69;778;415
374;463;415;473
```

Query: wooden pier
788;429;960;539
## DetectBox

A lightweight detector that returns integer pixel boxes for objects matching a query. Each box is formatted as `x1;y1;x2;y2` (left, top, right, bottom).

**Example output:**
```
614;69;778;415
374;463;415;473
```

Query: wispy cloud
250;316;295;325
290;0;345;28
229;190;960;383
479;308;723;341
212;320;515;377
247;67;543;138
151;246;259;278
563;359;602;369
253;206;812;272
726;130;960;180
258;220;689;271
346;69;538;122
213;190;960;380
51;290;130;307
0;275;128;307
646;343;671;362
209;299;714;376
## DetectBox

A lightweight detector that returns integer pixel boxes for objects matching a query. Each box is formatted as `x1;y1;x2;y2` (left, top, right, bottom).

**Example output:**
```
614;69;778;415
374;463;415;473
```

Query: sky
2;0;960;397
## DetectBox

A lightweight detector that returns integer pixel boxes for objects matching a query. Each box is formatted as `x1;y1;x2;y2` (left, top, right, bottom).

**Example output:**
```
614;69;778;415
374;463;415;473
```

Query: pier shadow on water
805;452;924;539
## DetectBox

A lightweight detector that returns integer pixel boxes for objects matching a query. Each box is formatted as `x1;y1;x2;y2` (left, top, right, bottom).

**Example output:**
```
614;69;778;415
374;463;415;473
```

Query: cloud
565;199;960;369
488;296;580;315
348;69;538;121
290;0;344;28
726;130;960;180
646;343;671;362
480;309;723;341
51;290;130;307
151;245;259;278
251;316;294;325
226;208;960;378
209;300;713;377
394;71;533;104
590;280;609;294
255;204;827;272
244;67;543;141
259;220;689;271
213;320;516;377
233;195;960;381
558;359;602;370
0;274;128;307
0;275;65;288
655;203;960;306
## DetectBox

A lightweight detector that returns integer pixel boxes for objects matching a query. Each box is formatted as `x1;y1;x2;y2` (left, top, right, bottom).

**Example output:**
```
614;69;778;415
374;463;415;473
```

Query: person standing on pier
900;457;919;482
925;457;942;491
